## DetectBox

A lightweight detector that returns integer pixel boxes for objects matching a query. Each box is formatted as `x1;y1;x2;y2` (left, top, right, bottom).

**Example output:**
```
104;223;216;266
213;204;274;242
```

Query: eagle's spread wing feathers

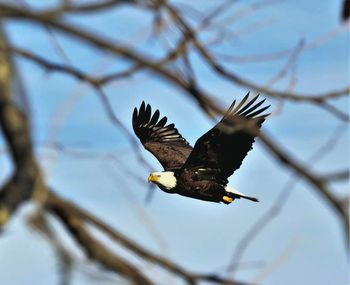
182;93;270;182
133;102;192;170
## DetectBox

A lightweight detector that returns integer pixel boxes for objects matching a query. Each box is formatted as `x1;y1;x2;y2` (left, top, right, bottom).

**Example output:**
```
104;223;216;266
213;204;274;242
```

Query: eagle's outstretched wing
133;102;193;171
181;93;270;182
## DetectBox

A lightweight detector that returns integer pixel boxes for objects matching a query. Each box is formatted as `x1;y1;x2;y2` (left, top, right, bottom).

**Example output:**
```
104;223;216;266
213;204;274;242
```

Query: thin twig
227;124;348;274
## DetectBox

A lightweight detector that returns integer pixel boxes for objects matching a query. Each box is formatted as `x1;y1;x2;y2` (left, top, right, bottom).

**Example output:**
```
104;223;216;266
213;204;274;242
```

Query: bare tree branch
46;191;251;285
0;24;44;226
48;199;154;285
0;3;348;105
0;2;347;284
227;124;348;275
322;169;350;182
27;212;74;285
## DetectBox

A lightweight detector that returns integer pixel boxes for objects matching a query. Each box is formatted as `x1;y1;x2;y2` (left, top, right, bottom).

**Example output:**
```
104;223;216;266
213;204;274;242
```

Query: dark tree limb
0;23;43;226
46;191;251;285
48;199;154;285
0;3;348;104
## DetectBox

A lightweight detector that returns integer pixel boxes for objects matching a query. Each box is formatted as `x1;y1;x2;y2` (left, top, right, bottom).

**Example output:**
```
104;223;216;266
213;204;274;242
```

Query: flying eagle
132;94;270;204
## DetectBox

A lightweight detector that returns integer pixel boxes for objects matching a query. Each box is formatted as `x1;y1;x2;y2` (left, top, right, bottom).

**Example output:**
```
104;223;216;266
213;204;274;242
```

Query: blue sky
0;1;349;285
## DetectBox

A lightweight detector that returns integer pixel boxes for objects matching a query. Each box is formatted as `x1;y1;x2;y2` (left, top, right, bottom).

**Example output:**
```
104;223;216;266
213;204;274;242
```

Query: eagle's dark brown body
162;169;227;203
132;94;270;204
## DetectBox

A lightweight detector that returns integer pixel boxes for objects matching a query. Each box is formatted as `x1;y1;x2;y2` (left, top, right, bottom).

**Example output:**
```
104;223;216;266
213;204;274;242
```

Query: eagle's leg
222;195;234;204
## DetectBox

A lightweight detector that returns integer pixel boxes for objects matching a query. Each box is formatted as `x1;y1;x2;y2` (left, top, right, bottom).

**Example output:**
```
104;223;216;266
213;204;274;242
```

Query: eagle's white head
148;171;177;190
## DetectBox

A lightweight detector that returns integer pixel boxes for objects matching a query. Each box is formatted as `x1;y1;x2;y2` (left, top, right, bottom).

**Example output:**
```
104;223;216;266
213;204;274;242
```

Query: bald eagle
132;94;270;204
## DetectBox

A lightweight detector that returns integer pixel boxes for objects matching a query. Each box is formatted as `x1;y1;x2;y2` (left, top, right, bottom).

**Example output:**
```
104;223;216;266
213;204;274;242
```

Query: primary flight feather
132;93;270;204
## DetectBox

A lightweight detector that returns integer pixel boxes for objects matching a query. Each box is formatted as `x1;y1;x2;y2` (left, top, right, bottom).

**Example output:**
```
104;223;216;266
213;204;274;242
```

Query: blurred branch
3;1;346;127
17;0;71;64
264;39;305;88
186;93;349;247
258;131;349;243
0;24;44;227
197;0;239;30
46;191;251;285
0;3;348;106
158;1;349;124
9;46;136;87
1;25;153;285
101;159;168;249
48;200;154;285
162;1;349;103
215;0;280;25
252;239;300;284
19;0;135;18
1;1;348;242
227;124;348;274
1;12;246;284
213;25;347;64
0;2;348;283
205;17;277;48
27;212;74;285
94;87;154;171
6;46;156;171
316;100;350;122
148;2;350;243
322;169;350;182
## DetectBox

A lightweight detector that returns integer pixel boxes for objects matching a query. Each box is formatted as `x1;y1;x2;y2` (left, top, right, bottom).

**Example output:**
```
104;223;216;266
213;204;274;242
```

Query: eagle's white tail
225;186;259;202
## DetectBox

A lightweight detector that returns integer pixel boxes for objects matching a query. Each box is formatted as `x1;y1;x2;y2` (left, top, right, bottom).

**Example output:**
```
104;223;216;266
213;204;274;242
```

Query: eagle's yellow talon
222;196;234;203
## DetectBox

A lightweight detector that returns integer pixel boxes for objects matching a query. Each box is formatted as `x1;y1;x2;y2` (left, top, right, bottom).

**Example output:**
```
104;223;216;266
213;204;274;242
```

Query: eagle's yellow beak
148;174;159;183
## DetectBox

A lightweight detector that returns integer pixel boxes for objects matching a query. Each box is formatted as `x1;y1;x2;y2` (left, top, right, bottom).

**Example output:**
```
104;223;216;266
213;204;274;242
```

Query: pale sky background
0;1;349;285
